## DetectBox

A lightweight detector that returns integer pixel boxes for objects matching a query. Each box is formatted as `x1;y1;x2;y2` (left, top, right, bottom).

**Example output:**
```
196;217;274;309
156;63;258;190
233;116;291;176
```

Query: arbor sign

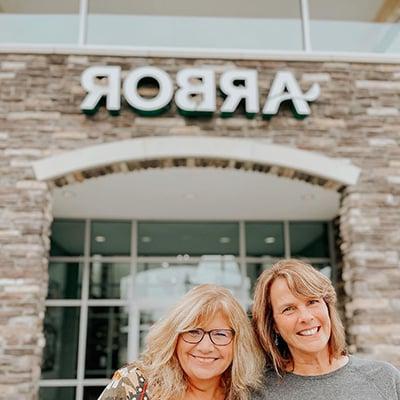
80;66;320;119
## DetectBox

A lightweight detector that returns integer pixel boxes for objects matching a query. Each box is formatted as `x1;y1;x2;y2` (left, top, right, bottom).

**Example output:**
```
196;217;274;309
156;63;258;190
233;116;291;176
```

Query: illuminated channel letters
80;66;320;119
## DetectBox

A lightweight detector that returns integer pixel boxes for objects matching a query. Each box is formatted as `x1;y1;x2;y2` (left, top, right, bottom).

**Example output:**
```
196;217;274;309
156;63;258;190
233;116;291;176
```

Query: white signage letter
80;66;121;112
263;71;320;118
123;67;174;113
220;69;259;116
175;68;216;114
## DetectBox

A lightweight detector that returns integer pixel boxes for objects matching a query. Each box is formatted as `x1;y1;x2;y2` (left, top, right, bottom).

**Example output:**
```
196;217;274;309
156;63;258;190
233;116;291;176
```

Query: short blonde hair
252;259;346;375
137;284;265;400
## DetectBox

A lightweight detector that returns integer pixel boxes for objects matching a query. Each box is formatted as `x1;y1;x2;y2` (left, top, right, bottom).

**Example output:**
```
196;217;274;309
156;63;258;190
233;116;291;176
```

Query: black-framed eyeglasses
181;328;235;346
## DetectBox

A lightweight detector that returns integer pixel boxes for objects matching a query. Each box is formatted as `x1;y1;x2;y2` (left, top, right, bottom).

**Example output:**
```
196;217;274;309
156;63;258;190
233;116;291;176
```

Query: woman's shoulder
97;364;148;400
349;355;400;384
258;366;282;387
350;355;399;373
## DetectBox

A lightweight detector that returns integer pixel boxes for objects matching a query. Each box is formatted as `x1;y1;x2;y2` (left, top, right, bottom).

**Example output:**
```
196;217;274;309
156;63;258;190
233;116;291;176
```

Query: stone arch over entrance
32;136;360;190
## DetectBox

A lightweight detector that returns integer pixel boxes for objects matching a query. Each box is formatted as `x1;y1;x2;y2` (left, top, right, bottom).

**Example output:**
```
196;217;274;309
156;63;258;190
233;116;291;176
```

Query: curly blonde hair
136;284;265;400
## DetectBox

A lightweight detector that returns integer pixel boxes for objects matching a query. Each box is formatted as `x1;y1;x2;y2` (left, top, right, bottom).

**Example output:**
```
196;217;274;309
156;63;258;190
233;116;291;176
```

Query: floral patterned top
97;365;149;400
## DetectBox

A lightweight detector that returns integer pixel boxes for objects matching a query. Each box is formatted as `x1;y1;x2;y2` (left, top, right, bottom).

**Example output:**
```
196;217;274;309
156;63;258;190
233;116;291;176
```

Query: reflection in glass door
128;255;249;355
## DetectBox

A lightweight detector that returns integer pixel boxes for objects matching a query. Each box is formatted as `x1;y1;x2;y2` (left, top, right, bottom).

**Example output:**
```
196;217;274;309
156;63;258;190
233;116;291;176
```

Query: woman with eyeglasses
97;284;264;400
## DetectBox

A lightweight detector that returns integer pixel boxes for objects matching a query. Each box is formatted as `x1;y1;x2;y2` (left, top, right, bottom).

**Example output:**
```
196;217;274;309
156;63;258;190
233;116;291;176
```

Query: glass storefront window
138;222;239;256
85;307;128;378
312;262;332;280
2;0;400;54
138;309;164;352
246;262;274;298
309;0;400;53
136;262;196;305
91;221;131;256
50;220;85;257
39;387;76;400
44;217;335;398
83;387;105;400
41;307;80;379
0;0;79;44
47;262;82;299
136;257;243;305
87;0;302;51
289;221;329;258
89;262;131;299
245;222;285;257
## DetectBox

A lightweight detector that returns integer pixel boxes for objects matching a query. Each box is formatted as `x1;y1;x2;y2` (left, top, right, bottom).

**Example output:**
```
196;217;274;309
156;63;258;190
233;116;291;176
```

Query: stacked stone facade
0;53;399;399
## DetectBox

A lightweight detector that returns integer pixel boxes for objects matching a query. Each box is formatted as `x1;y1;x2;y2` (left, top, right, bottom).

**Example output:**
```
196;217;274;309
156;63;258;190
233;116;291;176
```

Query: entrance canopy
32;136;361;220
32;136;360;187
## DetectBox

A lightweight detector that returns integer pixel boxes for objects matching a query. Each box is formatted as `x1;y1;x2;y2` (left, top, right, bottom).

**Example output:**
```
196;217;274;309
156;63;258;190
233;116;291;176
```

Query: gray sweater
254;356;400;400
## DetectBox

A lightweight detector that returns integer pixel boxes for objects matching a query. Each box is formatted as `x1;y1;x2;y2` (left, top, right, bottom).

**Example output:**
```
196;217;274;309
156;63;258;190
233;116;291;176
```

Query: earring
274;333;279;346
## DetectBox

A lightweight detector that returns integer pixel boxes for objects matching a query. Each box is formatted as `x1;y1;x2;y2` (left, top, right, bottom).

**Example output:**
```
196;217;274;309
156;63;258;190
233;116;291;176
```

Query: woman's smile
189;354;219;363
296;326;320;336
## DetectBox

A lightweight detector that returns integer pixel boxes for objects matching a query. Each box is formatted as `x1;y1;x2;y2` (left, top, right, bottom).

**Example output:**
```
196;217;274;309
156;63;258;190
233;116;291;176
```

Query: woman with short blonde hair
98;284;264;400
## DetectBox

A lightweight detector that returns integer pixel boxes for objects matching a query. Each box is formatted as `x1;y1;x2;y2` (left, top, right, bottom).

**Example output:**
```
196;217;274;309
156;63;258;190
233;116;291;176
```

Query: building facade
1;1;400;399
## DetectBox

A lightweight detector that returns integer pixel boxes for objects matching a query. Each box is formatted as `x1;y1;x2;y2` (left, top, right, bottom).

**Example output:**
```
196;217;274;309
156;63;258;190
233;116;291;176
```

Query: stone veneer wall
0;53;400;399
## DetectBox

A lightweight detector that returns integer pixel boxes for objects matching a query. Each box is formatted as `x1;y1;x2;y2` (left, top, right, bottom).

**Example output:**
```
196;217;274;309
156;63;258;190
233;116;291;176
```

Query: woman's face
270;277;331;361
176;311;234;387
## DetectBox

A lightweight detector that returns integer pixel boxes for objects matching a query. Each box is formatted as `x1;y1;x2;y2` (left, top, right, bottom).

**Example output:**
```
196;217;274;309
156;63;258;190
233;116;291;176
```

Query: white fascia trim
32;136;361;186
1;43;400;64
